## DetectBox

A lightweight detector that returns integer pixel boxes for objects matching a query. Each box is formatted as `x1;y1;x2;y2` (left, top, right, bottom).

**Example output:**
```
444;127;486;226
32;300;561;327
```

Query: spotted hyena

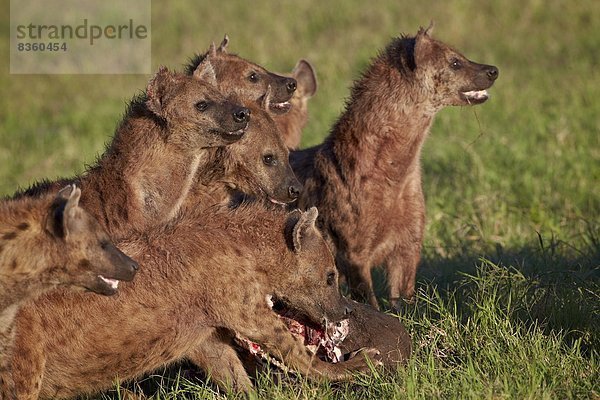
184;35;298;125
9;203;379;398
16;64;250;240
0;185;137;399
291;24;499;309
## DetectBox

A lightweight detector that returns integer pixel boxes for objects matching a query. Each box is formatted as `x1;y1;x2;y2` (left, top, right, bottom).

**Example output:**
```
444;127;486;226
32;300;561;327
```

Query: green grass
1;0;598;398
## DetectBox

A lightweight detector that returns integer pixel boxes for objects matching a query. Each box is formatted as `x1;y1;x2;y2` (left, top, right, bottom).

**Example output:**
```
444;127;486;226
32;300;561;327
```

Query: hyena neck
82;105;203;238
0;279;55;317
0;200;63;313
329;55;435;184
184;147;230;210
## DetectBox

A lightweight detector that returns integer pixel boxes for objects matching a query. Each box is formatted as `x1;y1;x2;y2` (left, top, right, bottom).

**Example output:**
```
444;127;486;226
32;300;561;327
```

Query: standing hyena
291;25;499;309
0;185;138;399
9;204;379;398
16;64;250;240
273;59;318;150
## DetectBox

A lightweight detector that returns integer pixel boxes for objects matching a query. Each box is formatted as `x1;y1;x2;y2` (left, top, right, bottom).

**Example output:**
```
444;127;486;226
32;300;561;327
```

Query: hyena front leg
9;314;46;400
341;256;379;310
386;239;422;309
186;328;253;393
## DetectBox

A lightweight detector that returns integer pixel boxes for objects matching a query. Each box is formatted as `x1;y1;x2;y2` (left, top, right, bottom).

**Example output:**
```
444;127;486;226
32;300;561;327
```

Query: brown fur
9;204;378;398
340;300;411;367
15;65;249;241
0;185;137;399
185;94;302;209
274;59;318;149
185;35;297;118
291;26;499;308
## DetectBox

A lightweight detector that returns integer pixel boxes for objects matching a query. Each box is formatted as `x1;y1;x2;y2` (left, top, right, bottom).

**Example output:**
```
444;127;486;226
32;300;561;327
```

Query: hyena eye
326;272;336;286
450;58;462;70
195;101;210;111
248;72;259;83
263;154;277;166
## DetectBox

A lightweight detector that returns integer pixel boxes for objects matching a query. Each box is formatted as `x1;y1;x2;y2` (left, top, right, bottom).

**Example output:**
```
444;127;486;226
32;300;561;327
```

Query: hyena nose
119;251;139;271
233;107;251;123
286;78;297;94
344;305;353;316
486;66;499;81
288;184;301;199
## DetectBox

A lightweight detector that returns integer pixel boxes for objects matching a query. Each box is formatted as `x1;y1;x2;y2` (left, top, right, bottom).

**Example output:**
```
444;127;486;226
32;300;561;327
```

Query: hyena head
221;88;302;204
44;185;138;295
272;208;352;326
185;35;297;115
145;66;250;149
394;23;499;111
274;59;318;149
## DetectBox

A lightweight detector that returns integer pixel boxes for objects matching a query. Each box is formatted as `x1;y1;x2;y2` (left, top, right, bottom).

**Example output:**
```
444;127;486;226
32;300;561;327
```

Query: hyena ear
292;59;317;97
414;23;435;68
292;207;319;253
418;21;434;37
208;42;217;57
193;57;218;86
146;66;173;116
46;184;82;239
62;184;85;238
260;85;273;110
217;34;229;54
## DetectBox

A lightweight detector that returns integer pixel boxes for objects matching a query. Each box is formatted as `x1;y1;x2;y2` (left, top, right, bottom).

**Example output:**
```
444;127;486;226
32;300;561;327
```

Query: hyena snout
285;78;297;94
271;175;303;204
108;243;139;281
267;74;297;114
288;182;301;200
325;297;354;323
217;104;250;142
286;176;303;201
86;242;138;296
233;106;251;123
485;65;499;81
469;62;499;89
457;62;499;105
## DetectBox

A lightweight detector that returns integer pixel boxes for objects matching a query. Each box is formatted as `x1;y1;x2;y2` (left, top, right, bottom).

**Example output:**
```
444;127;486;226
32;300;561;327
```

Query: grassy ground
1;0;598;398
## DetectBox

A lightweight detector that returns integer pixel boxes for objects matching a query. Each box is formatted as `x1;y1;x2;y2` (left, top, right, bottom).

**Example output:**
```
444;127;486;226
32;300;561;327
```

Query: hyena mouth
269;197;291;206
88;275;121;295
99;275;119;290
255;185;295;206
269;101;291;115
238;295;350;369
461;89;489;104
226;122;249;138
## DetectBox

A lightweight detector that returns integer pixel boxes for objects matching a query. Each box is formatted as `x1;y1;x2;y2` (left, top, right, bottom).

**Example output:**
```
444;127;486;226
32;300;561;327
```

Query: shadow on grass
389;232;600;357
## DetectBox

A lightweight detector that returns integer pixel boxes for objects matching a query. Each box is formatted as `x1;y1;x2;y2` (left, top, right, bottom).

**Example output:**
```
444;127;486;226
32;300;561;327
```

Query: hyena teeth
463;89;488;99
99;276;119;290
